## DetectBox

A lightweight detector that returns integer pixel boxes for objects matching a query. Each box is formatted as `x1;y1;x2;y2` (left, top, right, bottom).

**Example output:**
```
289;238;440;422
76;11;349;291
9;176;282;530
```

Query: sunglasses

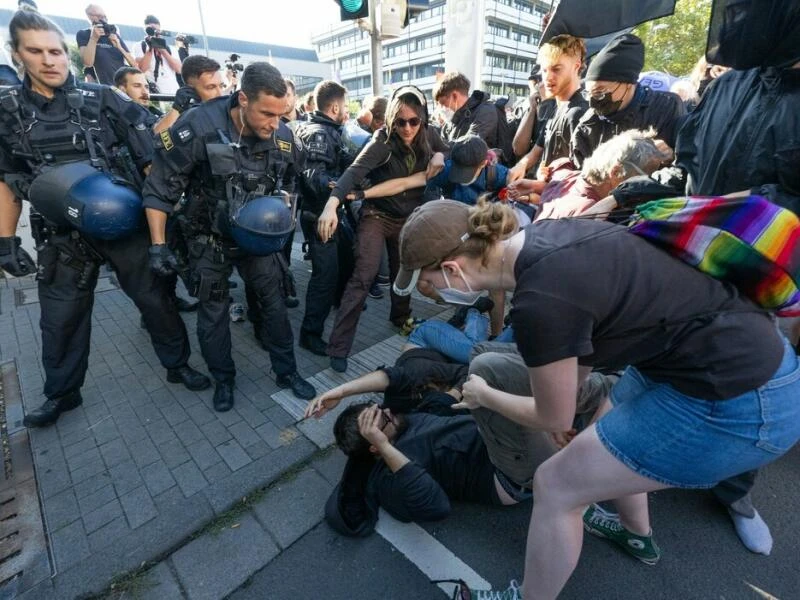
394;116;421;128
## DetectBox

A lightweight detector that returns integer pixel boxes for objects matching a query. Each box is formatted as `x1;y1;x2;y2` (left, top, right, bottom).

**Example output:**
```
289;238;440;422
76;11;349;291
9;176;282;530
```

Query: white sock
728;508;773;555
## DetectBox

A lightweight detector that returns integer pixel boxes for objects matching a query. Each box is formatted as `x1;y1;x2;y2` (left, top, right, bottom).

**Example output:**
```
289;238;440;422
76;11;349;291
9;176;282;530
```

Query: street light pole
197;0;210;56
369;0;382;95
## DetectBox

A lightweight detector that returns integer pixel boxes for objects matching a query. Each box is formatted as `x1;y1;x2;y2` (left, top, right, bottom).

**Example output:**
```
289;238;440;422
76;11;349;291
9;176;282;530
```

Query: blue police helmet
229;194;296;256
28;163;142;240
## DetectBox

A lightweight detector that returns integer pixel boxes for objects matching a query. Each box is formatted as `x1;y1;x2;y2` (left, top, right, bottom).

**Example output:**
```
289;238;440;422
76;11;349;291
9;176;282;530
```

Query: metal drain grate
0;362;51;597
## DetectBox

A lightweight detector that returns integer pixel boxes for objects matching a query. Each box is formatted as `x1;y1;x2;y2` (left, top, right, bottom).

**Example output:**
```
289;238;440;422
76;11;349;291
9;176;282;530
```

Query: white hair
581;129;664;186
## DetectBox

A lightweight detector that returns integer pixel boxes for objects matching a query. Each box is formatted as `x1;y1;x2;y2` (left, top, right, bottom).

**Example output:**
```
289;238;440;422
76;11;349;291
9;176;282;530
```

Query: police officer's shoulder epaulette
156;118;198;153
274;121;295;155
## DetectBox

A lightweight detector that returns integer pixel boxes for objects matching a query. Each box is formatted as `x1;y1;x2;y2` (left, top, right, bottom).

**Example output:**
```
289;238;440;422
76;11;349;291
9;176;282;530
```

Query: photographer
135;15;181;95
224;53;243;93
77;4;136;85
174;34;197;63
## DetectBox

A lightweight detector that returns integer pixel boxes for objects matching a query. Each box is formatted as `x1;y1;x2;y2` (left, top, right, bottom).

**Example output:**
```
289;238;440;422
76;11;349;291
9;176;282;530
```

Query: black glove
0;236;35;277
148;243;179;277
172;86;200;114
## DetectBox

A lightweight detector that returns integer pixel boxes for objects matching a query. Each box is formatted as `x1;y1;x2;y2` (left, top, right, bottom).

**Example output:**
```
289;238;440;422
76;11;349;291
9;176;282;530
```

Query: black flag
541;0;677;54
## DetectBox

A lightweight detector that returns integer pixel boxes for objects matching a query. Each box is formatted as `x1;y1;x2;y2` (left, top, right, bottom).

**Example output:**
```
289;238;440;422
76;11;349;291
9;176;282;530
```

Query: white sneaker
229;302;245;322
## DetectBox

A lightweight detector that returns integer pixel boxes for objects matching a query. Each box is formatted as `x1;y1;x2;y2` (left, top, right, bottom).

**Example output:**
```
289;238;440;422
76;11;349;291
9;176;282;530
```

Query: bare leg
522;425;667;600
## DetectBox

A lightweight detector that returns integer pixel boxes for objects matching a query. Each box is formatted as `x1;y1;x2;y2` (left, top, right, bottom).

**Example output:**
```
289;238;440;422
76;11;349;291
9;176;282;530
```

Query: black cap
449;135;489;184
18;0;38;8
586;33;644;84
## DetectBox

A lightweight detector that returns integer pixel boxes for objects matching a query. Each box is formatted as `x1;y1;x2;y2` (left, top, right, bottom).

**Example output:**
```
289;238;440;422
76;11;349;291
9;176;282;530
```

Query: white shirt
134;41;180;95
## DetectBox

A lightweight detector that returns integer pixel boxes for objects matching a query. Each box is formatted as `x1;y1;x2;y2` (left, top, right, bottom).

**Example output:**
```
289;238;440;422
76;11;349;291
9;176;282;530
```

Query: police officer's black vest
0;82;109;177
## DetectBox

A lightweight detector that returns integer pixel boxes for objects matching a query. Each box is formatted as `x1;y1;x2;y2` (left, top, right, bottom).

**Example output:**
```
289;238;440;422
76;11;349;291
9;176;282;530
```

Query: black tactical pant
38;228;191;400
300;210;355;338
187;239;296;382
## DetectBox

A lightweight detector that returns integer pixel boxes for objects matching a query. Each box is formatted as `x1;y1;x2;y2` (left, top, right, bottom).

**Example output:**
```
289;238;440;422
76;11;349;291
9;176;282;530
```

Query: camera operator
135;14;181;95
225;53;243;93
77;4;136;85
174;34;198;63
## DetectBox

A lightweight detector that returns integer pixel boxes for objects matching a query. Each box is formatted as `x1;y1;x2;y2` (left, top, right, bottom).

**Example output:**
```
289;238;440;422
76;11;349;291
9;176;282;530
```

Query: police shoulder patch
160;130;175;151
277;139;292;153
111;86;132;102
176;128;194;144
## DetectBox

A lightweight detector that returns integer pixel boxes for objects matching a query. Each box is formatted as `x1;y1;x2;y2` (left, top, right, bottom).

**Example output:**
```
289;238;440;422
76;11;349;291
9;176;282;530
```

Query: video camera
145;25;173;51
99;20;117;36
226;53;244;73
175;34;198;47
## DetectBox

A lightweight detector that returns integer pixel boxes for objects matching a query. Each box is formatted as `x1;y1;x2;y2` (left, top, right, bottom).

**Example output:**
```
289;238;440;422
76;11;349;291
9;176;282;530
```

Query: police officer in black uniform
0;11;209;428
294;80;356;355
143;61;316;412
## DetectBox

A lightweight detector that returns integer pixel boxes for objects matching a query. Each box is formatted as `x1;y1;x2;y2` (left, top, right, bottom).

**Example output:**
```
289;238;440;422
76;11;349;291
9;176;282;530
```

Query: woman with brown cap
393;199;800;599
317;85;445;373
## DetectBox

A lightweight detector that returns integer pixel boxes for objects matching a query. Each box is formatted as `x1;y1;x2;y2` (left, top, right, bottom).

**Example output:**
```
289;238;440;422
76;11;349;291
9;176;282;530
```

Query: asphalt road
230;442;800;600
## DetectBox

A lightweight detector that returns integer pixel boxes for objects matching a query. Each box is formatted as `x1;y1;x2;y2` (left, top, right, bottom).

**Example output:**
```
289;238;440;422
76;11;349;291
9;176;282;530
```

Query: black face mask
589;94;623;117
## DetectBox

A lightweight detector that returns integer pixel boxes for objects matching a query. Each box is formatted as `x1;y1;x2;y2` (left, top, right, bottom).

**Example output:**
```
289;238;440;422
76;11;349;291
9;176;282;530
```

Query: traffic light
337;0;369;20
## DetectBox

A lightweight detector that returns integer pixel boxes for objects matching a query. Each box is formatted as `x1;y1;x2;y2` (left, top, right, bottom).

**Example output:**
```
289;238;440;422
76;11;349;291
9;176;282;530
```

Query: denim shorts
595;336;800;488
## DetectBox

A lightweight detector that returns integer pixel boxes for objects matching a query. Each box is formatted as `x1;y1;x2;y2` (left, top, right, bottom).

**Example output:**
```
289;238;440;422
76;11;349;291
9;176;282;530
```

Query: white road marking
375;508;492;598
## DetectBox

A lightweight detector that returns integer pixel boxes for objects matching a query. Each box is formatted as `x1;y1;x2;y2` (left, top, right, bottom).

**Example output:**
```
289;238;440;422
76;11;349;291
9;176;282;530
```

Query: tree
632;0;712;77
68;43;85;77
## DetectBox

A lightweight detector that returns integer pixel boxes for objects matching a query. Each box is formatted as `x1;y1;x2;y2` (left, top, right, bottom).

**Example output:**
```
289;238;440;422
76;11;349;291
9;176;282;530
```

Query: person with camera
142;62;317;411
135;15;181;96
0;11;208;427
77;4;137;85
224;54;243;93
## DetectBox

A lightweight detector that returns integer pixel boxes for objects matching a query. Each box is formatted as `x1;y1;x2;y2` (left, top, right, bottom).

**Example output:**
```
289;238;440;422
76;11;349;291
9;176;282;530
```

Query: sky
33;0;345;49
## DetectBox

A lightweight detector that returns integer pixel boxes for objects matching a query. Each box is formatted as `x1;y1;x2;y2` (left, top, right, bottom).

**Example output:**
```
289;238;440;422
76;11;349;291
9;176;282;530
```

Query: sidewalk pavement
0;246;447;600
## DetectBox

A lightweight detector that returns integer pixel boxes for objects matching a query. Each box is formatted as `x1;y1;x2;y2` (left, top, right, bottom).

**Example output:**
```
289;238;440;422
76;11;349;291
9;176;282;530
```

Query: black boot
299;331;328;356
167;366;211;391
213;381;235;412
276;372;316;400
23;391;83;428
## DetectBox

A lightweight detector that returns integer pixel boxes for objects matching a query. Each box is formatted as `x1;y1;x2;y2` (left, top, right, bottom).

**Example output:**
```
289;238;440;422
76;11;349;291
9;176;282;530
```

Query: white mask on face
437;266;486;306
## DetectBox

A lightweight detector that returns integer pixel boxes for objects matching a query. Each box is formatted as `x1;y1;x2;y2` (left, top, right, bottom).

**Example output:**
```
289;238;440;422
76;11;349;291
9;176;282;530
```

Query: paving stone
158;438;191;470
73;470;113;499
62;435;97;459
77;483;117;516
185;439;221;472
186;404;217;427
87;515;130;553
141;459;177;496
146;419;178;446
171;460;207;497
159;401;190;427
171;513;278;600
129;436;162;469
44;488;80;532
69;455;107;485
244;441;270;461
216;440;251;472
311;449;348;486
109;458;144;495
227;421;261;449
252;468;331;549
264;404;296;428
199;420;232;446
139;562;185;600
99;437;132;468
51;519;90;571
120;485;158;529
173;420;204;447
90;416;120;445
254;421;283;449
202;461;231;484
82;498;123;533
66;447;103;473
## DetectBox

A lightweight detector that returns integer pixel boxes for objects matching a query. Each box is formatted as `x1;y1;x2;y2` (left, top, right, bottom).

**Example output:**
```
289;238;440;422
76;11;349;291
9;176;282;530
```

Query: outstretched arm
304;370;391;419
346;172;427;200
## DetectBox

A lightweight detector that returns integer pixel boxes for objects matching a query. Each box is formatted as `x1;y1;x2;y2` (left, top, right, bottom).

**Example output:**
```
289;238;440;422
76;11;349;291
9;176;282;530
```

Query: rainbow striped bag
628;196;800;313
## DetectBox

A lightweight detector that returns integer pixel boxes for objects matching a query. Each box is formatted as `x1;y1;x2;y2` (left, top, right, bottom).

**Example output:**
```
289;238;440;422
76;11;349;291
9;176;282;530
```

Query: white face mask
437;266;485;306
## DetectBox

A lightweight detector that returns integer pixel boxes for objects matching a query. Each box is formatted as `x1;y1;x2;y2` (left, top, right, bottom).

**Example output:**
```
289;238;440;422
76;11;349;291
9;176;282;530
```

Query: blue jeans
408;310;515;364
596;336;800;488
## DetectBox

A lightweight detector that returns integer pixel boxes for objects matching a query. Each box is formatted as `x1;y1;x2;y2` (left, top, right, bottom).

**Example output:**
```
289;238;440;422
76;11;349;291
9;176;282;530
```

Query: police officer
294;80;355;356
143;61;316;411
0;11;208;428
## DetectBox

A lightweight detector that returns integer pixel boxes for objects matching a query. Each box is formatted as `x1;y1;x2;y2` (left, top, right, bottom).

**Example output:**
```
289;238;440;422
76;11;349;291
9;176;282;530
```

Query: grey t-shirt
511;219;783;400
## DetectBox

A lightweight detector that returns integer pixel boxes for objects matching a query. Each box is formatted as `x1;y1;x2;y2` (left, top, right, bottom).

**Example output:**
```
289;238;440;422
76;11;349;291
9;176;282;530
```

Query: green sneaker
583;503;661;565
433;579;522;600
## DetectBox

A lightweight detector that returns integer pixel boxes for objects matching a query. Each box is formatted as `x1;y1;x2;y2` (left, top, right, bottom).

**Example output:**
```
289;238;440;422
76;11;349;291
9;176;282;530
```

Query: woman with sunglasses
392;198;800;599
317;85;447;373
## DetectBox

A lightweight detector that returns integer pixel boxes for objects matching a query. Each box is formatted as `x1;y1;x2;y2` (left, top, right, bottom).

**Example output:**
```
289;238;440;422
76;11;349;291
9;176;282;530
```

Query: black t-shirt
76;29;130;85
511;219;784;400
537;90;587;167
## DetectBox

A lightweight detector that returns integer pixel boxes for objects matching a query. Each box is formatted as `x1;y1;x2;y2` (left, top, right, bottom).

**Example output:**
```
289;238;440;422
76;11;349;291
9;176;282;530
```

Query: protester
434;72;498;146
509;35;587;182
317;85;446;373
113;66;151;108
77;4;137;85
571;33;685;168
511;66;556;166
393;199;800;599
